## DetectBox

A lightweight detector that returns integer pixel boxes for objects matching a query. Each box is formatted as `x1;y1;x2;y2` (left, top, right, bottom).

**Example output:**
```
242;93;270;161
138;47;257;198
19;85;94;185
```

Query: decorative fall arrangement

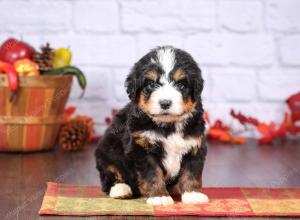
0;38;87;152
206;92;300;144
0;37;298;152
0;38;86;101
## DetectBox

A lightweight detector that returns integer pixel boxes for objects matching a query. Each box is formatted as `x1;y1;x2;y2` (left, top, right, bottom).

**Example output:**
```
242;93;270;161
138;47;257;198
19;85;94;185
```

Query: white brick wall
219;0;263;33
0;0;299;135
185;34;275;66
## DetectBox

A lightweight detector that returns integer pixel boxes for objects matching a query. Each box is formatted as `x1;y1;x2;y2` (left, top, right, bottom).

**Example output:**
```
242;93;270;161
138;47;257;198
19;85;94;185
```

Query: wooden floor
0;140;299;220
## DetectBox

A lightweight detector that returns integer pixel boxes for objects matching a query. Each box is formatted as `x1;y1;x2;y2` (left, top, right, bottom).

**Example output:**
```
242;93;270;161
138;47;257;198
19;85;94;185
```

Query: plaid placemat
39;182;300;216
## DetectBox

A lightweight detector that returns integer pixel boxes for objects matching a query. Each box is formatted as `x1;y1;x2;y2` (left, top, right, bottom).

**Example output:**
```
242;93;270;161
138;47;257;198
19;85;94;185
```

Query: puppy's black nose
159;100;172;110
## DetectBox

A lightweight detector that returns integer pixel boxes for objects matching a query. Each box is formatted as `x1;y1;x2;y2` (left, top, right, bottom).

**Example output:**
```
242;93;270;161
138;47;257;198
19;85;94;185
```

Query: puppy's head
126;46;204;123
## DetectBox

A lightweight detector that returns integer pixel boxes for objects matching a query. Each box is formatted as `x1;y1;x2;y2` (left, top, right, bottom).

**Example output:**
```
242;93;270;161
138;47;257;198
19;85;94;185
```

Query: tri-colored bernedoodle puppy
95;46;208;206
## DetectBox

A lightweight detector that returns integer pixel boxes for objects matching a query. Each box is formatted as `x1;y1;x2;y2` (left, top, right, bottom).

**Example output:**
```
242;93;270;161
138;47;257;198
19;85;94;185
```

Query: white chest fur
138;131;202;178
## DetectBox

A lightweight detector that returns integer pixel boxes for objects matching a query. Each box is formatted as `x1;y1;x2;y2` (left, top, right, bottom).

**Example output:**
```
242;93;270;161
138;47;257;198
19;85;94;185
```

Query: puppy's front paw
146;196;174;206
182;191;209;204
109;183;132;199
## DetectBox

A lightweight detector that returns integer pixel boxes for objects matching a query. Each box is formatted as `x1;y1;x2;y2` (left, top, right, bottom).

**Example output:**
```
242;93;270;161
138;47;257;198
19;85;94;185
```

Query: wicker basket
0;75;73;152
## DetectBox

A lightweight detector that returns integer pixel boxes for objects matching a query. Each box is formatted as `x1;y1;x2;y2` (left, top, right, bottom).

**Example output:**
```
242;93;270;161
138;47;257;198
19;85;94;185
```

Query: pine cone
74;115;96;142
32;43;55;71
59;120;89;151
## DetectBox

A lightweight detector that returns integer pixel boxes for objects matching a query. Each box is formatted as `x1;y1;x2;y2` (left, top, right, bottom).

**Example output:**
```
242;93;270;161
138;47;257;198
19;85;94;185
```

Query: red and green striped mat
39;182;300;217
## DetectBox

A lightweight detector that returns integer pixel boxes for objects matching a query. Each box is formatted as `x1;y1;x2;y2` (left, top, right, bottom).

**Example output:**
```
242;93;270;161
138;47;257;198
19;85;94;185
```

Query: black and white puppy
95;46;208;206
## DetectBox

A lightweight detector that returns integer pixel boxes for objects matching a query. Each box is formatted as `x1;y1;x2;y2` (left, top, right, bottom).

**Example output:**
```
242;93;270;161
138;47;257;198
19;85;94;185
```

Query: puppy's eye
143;81;158;94
177;82;186;90
146;81;157;89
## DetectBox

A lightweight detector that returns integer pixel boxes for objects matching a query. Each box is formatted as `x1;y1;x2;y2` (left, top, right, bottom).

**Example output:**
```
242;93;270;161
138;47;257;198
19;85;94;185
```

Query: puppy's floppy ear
125;68;142;102
192;68;204;100
175;48;204;101
125;74;136;101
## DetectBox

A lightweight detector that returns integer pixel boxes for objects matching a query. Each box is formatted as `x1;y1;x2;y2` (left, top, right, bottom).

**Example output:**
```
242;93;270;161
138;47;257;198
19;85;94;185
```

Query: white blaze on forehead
147;47;185;116
156;47;175;77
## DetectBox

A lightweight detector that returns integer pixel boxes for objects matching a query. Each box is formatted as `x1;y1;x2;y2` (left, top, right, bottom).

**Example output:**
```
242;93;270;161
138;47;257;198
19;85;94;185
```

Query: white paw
182;191;209;204
109;183;132;199
146;196;174;206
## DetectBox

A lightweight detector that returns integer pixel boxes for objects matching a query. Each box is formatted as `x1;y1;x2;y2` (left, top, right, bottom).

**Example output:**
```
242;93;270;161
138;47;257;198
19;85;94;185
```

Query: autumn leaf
288;124;300;136
256;122;277;144
207;119;246;144
203;111;210;125
207;128;246;144
230;109;259;126
276;113;289;139
65;106;76;115
208;128;230;141
232;137;247;144
91;136;102;143
105;117;112;125
112;109;119;117
286;92;300;123
212;120;230;131
286;92;300;136
285;114;300;136
64;106;77;122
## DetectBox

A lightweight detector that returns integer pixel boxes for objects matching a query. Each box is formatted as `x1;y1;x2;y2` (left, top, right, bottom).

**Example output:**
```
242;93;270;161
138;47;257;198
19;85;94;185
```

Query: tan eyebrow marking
145;71;158;81
173;69;186;81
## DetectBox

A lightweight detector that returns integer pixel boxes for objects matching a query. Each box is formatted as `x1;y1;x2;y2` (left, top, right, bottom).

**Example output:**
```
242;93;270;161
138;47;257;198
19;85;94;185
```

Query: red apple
0;38;35;64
